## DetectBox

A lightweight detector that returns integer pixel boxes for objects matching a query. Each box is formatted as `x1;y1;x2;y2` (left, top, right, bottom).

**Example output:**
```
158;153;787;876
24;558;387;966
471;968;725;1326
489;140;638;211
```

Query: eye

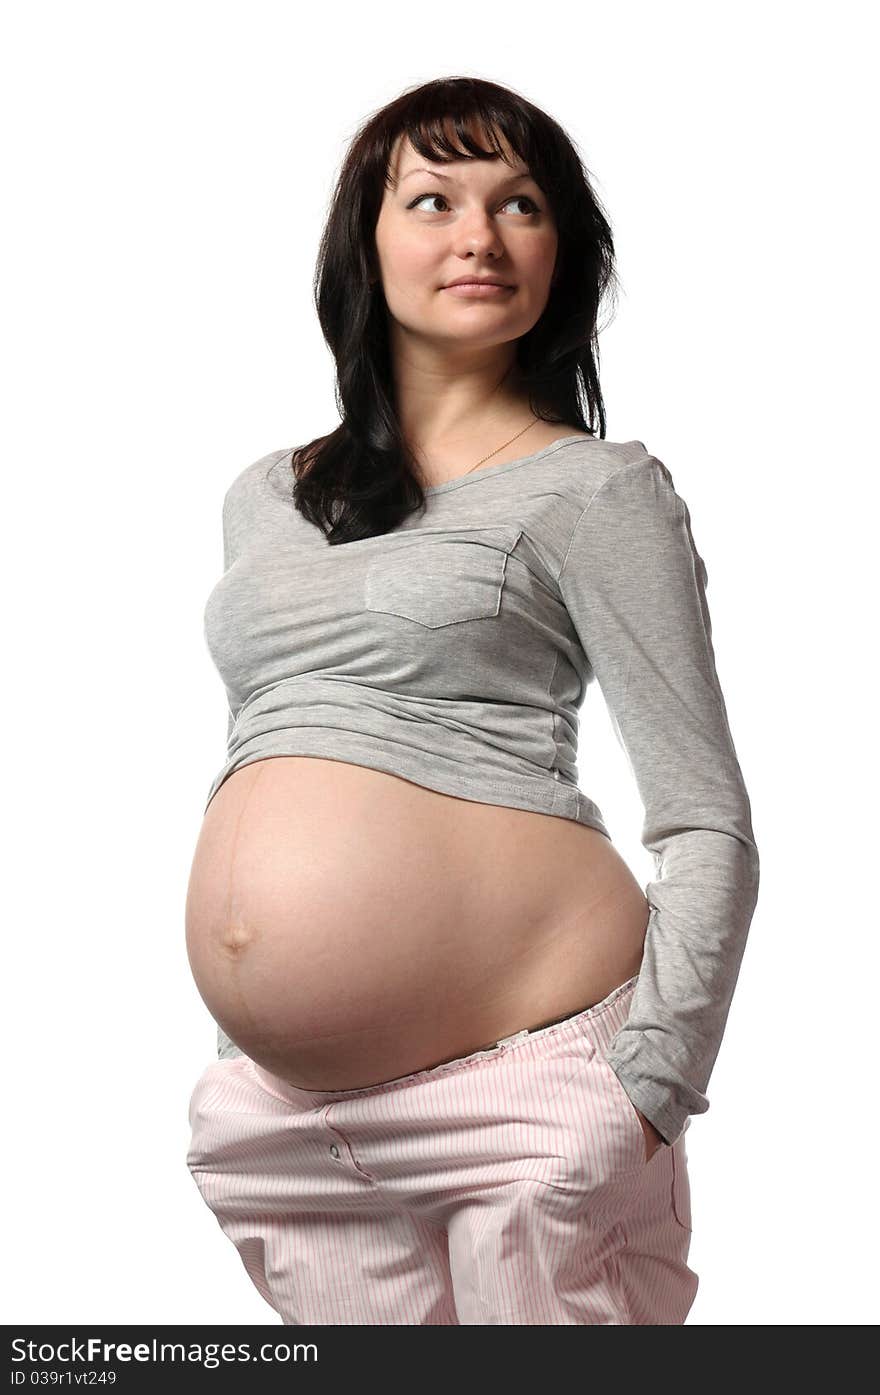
500;195;540;216
407;192;541;216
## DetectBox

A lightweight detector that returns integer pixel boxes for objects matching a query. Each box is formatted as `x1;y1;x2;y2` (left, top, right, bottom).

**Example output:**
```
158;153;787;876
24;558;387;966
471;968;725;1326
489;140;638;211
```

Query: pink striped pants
186;974;698;1324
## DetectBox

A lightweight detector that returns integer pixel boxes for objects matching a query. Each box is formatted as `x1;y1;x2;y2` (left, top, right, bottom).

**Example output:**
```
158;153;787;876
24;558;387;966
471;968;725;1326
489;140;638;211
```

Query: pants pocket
591;1050;649;1174
670;1135;693;1231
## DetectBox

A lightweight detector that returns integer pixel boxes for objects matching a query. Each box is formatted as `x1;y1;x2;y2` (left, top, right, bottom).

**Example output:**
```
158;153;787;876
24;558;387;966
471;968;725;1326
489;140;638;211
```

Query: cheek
381;245;439;302
516;239;557;289
377;223;432;279
384;255;445;320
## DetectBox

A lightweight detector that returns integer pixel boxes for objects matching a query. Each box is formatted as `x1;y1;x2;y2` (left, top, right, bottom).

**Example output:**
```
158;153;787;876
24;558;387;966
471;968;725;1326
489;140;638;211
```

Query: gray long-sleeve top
202;434;760;1146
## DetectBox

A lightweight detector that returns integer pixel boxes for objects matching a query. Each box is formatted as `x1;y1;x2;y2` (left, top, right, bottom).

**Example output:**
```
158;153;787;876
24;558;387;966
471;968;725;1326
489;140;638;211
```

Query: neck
395;362;532;460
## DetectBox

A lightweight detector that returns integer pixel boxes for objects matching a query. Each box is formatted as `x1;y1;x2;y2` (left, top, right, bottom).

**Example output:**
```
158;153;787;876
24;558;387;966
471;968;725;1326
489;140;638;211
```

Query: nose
451;210;506;262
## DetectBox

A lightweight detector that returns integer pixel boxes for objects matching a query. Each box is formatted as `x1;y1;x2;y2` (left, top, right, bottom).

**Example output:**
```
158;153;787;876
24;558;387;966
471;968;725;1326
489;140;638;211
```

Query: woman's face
374;133;559;357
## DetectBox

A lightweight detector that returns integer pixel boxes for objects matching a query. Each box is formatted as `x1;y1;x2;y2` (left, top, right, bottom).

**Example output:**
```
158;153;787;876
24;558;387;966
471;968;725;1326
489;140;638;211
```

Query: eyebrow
398;167;534;186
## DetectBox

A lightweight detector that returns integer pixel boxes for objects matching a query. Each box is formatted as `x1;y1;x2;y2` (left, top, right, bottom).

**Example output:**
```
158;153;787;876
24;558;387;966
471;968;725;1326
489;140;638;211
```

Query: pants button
329;1144;340;1158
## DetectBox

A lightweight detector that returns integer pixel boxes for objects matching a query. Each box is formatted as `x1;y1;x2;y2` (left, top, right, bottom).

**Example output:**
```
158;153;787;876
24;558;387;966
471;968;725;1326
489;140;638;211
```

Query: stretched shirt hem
204;728;611;840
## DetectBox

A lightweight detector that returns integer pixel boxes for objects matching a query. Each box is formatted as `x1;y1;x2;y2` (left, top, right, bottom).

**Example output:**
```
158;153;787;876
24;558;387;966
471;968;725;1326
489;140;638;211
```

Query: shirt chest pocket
363;525;524;629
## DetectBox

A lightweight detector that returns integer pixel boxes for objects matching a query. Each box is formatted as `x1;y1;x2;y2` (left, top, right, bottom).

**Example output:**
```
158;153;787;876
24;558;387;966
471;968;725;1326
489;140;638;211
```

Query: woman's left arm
558;452;761;1148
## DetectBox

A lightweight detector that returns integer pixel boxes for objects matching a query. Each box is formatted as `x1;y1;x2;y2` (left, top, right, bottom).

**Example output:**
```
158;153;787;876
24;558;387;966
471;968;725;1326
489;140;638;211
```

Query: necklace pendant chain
461;415;540;478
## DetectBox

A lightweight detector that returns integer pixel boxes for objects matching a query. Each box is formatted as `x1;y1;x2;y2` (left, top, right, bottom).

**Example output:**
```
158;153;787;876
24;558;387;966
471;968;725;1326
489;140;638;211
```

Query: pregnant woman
185;75;760;1326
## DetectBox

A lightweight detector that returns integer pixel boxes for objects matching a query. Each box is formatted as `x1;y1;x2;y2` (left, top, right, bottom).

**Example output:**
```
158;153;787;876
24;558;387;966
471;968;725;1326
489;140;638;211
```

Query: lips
441;280;516;298
444;278;512;288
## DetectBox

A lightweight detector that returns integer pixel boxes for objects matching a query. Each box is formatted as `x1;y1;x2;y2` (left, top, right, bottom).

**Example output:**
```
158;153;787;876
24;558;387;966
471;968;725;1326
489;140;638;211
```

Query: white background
3;0;876;1327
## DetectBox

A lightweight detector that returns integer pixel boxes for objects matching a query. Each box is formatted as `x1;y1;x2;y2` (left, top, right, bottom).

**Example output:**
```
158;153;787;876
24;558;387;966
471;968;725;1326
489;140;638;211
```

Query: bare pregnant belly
184;756;650;1089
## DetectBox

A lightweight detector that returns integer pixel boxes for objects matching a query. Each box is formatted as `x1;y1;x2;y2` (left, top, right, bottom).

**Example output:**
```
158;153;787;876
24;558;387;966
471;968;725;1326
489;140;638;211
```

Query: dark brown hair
284;75;620;543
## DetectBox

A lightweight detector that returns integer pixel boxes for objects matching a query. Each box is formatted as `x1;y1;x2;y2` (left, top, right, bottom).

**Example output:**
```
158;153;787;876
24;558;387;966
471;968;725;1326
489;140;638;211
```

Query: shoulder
222;445;294;513
551;438;668;511
556;442;692;572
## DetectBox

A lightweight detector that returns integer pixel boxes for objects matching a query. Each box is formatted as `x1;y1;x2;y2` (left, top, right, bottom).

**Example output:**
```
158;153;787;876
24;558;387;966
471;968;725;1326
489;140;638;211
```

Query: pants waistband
250;972;640;1109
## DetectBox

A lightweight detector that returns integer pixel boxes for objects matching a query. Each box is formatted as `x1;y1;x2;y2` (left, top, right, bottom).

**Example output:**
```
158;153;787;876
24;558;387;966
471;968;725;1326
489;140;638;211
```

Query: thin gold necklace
435;415;541;486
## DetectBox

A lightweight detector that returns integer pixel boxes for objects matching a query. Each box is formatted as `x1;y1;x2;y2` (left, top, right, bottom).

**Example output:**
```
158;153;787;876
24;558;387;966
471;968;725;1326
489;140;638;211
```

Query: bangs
385;86;536;187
